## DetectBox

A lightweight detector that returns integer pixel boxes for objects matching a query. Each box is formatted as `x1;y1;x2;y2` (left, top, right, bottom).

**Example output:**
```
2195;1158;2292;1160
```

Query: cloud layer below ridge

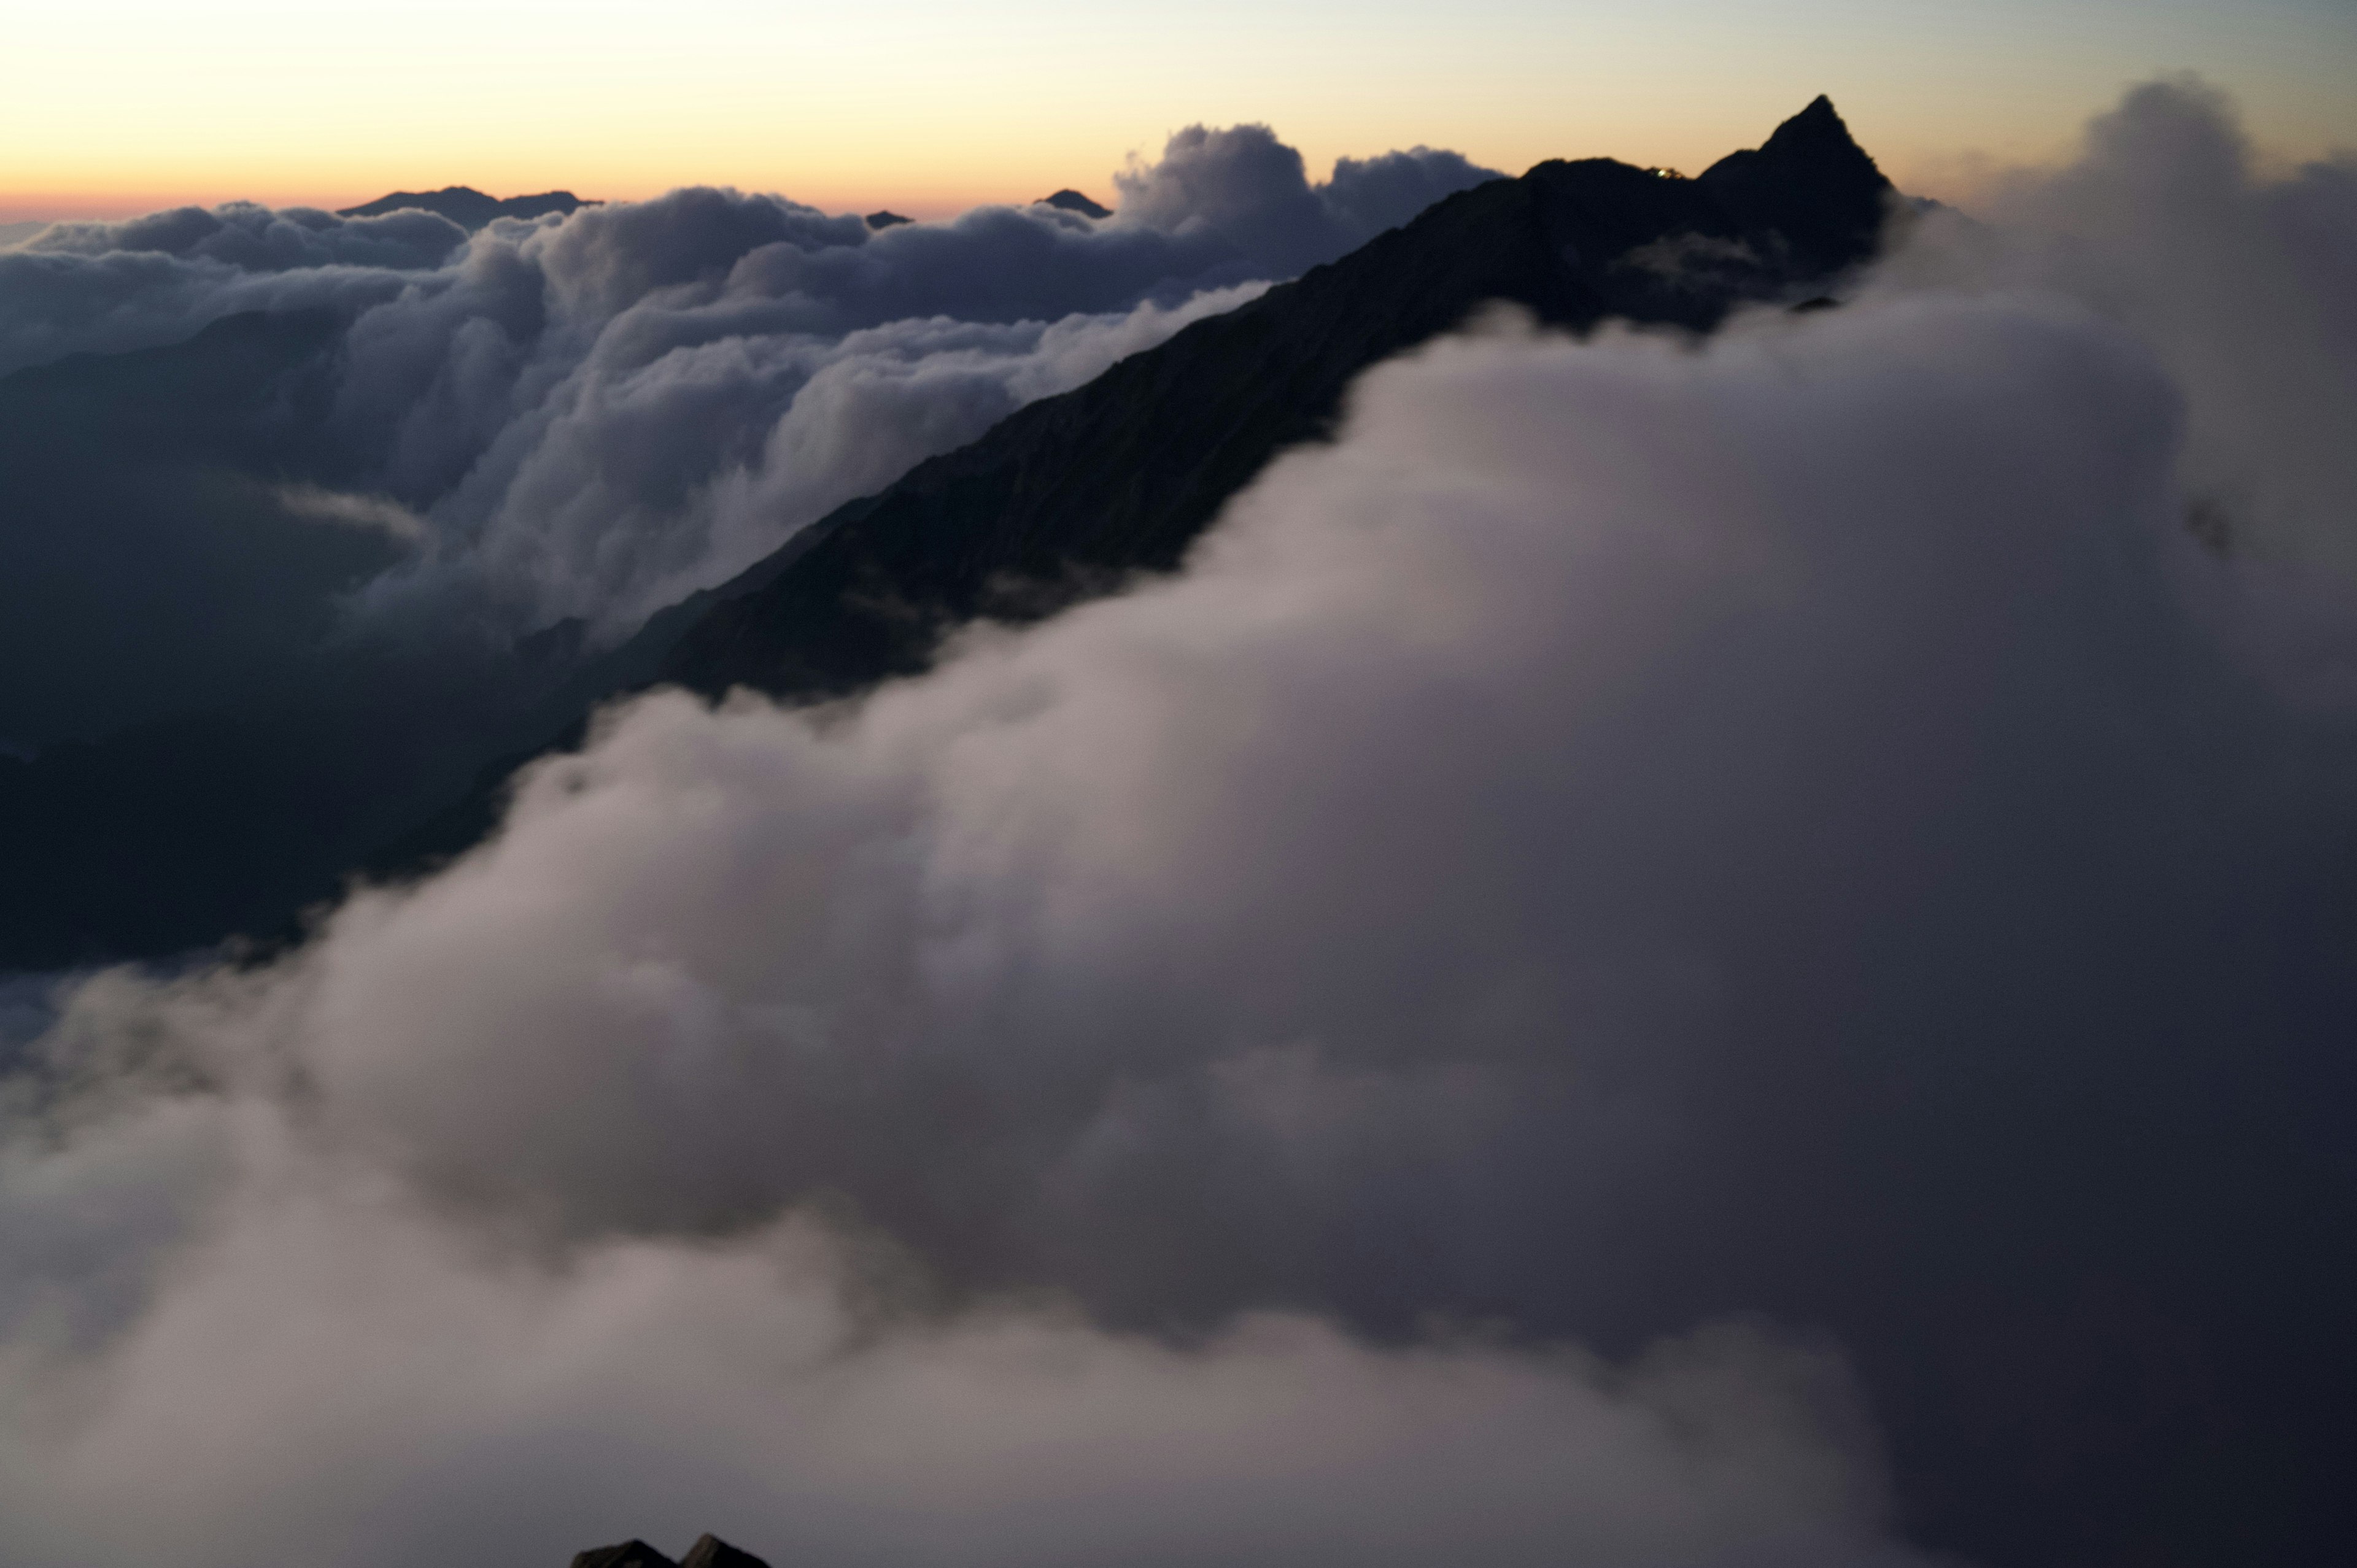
0;126;1500;747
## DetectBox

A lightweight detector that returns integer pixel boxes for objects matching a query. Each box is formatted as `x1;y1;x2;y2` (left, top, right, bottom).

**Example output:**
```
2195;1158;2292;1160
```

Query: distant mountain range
336;186;598;229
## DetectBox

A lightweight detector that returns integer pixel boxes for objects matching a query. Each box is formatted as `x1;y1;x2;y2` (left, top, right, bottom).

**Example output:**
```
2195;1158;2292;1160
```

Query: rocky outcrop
569;1534;771;1568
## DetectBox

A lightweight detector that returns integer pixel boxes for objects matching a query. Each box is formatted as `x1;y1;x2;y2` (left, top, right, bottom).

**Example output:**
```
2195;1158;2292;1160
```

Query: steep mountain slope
373;97;1892;875
654;96;1889;707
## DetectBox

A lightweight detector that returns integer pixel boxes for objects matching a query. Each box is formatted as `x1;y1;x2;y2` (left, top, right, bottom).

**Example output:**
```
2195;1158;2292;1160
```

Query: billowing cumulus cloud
24;201;469;271
1;82;2353;1566
344;278;1268;637
0;123;1497;747
1876;80;2357;585
1113;124;1496;276
323;131;1496;638
2;296;2060;1568
0;1179;1914;1568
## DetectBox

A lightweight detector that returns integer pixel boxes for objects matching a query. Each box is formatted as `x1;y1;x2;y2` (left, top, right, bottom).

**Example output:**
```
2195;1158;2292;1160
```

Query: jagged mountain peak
1696;94;1890;272
1755;95;1873;166
1792;93;1842;126
634;97;1898;710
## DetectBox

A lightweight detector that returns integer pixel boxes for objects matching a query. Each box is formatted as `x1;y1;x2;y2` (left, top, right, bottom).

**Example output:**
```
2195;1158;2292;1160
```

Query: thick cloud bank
1877;79;2357;603
2;83;2354;1565
0;126;1496;747
2;302;2038;1568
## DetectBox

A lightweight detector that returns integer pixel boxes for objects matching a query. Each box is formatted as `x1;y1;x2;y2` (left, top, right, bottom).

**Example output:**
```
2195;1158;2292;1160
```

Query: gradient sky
4;0;2353;223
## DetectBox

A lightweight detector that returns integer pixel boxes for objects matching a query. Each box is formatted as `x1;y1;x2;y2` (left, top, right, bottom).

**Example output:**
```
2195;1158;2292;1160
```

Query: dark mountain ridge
659;97;1888;703
372;96;1892;873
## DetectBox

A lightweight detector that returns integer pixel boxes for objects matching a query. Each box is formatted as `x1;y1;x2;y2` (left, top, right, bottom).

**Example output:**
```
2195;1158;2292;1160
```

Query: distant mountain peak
568;1542;674;1568
866;209;914;230
1039;188;1112;219
336;187;596;231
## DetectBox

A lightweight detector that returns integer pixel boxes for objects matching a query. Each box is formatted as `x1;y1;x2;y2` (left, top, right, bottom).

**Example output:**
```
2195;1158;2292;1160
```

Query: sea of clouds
0;82;2353;1566
2;129;1493;676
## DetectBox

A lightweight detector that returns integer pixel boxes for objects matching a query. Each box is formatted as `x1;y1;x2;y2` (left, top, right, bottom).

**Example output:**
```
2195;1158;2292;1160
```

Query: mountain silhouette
1693;94;1890;273
659;97;1887;705
1039;187;1113;218
570;1535;769;1568
336;186;597;230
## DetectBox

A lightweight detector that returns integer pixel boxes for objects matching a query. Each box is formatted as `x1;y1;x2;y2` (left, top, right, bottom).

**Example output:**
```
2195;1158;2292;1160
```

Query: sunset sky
5;0;2352;223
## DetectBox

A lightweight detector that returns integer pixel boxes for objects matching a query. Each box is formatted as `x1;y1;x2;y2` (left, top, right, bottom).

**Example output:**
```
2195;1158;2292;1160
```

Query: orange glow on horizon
4;0;2349;229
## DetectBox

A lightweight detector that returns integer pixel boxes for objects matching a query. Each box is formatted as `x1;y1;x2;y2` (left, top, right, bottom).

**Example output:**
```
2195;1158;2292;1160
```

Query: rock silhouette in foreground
570;1534;771;1568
